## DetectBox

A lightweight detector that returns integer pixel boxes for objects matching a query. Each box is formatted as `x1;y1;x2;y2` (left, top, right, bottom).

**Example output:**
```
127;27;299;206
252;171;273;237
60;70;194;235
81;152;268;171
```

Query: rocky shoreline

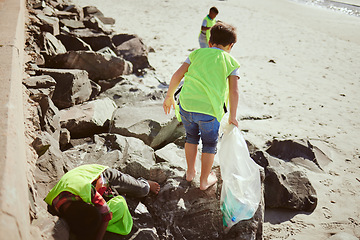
23;0;350;239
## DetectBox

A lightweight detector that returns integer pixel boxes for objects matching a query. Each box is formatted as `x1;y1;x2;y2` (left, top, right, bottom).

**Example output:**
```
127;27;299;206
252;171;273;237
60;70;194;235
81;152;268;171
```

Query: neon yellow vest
45;164;134;235
106;196;133;235
179;48;240;122
44;164;109;205
200;15;216;44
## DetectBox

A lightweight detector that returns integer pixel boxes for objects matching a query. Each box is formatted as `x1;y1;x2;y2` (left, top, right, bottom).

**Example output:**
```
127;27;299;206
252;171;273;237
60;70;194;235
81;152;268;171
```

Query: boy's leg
102;168;150;198
200;153;218;190
179;105;201;182
185;142;198;181
196;113;220;190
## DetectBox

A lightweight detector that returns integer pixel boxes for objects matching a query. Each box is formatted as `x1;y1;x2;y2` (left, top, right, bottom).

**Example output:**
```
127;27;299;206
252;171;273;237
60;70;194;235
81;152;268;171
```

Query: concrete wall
0;0;33;239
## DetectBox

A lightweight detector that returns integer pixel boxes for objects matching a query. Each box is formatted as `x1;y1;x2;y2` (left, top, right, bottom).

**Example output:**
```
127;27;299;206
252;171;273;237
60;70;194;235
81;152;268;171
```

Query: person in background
45;164;160;240
198;6;219;48
164;22;240;190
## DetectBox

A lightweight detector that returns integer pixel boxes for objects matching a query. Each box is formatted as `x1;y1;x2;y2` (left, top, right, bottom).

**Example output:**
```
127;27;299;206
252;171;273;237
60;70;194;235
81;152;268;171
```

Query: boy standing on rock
45;164;160;240
199;6;219;48
163;22;240;190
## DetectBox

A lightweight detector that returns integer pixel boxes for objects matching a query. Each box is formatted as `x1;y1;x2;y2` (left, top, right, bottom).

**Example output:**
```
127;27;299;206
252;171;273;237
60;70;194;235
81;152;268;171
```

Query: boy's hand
163;95;175;114
228;116;238;127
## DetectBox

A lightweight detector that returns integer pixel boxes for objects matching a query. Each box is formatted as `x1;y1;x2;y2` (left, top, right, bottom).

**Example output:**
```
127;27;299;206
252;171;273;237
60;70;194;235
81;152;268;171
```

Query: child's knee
138;183;150;197
202;142;217;154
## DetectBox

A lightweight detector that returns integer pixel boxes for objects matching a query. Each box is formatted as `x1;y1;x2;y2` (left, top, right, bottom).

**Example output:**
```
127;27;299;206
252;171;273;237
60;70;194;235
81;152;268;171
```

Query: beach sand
71;0;360;238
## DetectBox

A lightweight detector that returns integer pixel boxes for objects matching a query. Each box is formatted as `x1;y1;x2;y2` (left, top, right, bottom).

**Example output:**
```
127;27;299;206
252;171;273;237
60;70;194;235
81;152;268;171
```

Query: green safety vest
44;164;108;205
179;48;240;122
200;15;217;43
45;164;134;235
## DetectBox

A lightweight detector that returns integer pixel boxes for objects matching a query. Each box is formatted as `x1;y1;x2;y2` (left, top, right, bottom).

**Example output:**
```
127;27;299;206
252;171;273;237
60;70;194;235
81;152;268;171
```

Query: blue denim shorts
179;105;220;154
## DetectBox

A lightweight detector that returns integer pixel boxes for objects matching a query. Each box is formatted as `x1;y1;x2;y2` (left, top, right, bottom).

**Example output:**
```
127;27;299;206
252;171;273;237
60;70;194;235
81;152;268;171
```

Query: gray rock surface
35;13;60;35
35;67;92;109
59;97;117;138
250;140;319;211
42;32;66;57
110;101;184;149
23;75;57;99
114;36;152;72
56;34;92;51
46;50;133;80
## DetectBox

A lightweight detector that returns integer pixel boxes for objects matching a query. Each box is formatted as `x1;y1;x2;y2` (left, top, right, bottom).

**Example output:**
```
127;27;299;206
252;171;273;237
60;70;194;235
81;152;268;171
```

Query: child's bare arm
163;62;189;114
228;75;239;126
201;26;211;31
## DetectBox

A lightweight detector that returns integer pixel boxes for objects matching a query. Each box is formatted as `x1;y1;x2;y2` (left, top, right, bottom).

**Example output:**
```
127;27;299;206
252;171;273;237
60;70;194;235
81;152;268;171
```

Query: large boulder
100;133;155;162
46;51;133;81
37;95;61;142
145;176;222;240
62;133;156;171
25;24;45;65
83;5;104;18
114;35;152;72
144;171;264;240
109;101;184;149
266;139;332;171
34;135;73;207
112;34;137;47
62;135;112;167
59;97;117;138
59;18;85;29
32;131;59;158
70;28;114;51
83;5;115;25
264;163;317;211
250;140;319;212
35;13;60;36
56;34;92;51
99;76;164;107
32;208;70;240
41;32;66;57
100;133;156;179
62;4;84;20
83;16;112;34
154;143;187;170
54;10;79;21
35;68;92;109
22;75;57;100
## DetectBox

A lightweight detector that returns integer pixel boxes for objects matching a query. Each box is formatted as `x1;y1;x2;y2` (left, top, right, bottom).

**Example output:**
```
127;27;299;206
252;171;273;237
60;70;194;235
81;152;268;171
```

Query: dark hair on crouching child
62;201;101;240
209;22;237;47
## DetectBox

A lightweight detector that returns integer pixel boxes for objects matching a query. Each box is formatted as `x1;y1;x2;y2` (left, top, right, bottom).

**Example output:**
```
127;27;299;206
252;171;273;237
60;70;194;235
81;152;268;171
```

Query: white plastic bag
217;114;262;231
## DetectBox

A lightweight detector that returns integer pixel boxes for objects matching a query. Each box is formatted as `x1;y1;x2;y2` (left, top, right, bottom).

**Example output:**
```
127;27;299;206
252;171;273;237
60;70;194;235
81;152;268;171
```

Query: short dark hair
210;7;219;14
209;22;237;46
62;201;101;240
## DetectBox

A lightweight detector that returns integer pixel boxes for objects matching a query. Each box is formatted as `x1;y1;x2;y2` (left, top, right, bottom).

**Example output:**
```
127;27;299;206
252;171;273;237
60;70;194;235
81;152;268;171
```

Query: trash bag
218;114;262;232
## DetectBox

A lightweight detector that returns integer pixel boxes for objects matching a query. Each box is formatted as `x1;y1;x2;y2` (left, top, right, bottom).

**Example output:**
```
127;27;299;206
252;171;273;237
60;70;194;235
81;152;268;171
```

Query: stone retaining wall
0;0;34;239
